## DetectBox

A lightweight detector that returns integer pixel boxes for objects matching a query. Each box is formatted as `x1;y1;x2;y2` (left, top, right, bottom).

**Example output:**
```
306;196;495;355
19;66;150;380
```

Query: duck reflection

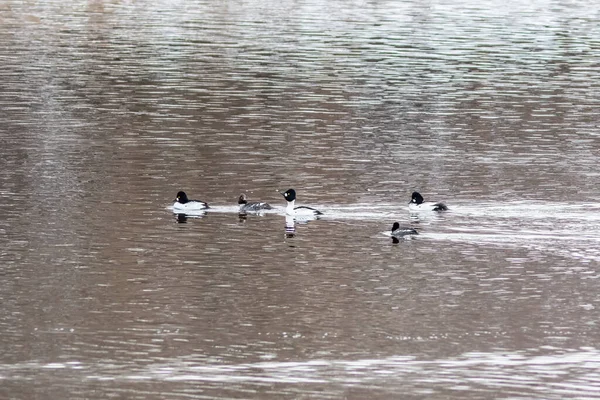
283;212;322;238
174;211;207;223
285;214;296;238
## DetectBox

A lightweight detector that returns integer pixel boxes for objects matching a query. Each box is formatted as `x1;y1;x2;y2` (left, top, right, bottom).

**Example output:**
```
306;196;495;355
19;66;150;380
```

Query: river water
1;1;600;399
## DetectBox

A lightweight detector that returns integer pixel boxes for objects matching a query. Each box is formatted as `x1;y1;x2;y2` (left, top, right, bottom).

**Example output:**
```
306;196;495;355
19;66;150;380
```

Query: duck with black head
409;191;448;212
280;188;322;217
173;191;209;213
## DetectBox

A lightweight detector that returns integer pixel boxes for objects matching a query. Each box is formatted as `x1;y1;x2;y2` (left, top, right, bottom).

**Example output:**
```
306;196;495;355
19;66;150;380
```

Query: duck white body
408;202;446;212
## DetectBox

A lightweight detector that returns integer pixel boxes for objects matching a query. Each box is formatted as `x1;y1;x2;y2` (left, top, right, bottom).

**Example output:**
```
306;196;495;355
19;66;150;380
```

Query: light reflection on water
1;0;600;399
2;349;600;398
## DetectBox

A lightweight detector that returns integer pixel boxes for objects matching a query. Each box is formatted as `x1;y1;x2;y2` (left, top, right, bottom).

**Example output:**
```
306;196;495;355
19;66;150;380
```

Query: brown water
1;1;600;399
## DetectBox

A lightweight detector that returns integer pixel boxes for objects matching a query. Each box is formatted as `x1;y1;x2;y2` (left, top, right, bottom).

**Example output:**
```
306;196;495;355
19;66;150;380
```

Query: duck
409;191;448;212
173;191;209;213
238;193;272;213
280;188;322;216
391;222;418;237
390;222;418;243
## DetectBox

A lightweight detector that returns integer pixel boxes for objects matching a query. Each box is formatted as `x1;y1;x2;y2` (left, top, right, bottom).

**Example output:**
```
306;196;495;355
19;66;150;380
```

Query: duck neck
285;200;295;215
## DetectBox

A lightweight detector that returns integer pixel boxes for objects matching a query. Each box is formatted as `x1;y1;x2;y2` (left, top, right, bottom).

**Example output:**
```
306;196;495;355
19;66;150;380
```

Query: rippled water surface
1;0;600;398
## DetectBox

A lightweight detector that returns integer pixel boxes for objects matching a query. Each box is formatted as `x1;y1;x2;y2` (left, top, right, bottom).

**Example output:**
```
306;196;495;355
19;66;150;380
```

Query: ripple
3;349;600;398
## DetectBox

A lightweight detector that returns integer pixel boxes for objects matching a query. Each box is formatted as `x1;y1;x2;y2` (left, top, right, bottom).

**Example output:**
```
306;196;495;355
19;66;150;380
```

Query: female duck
391;222;418;237
238;194;272;213
390;222;418;243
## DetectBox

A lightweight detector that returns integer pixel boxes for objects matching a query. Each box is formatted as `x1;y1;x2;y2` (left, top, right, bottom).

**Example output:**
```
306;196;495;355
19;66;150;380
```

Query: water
1;0;600;398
